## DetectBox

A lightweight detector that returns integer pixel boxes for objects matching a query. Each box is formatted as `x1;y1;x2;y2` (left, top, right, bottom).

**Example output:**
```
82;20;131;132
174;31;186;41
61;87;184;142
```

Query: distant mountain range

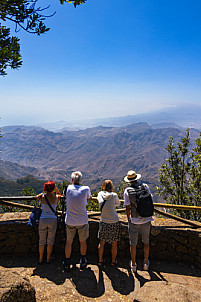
1;121;200;195
37;104;201;132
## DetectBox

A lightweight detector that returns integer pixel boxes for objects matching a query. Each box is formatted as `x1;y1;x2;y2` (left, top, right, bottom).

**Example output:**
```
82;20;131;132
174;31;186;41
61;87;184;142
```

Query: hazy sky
1;0;201;126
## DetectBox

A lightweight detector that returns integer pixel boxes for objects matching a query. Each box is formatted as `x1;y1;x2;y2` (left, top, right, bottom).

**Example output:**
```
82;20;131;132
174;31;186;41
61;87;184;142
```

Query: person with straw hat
124;170;153;273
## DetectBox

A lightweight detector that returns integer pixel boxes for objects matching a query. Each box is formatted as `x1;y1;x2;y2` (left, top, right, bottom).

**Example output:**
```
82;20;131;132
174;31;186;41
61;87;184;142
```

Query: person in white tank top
36;181;61;264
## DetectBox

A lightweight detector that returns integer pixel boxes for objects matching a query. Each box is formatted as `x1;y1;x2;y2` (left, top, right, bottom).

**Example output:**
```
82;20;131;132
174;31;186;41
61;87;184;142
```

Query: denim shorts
66;224;89;241
128;221;151;246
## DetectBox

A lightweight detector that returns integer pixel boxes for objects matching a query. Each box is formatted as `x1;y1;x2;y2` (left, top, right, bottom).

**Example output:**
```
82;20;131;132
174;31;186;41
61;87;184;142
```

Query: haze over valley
1;105;200;196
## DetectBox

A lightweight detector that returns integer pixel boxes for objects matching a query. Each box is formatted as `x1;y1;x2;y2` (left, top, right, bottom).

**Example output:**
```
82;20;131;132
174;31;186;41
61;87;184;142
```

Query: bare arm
36;193;43;200
126;205;131;222
55;186;61;199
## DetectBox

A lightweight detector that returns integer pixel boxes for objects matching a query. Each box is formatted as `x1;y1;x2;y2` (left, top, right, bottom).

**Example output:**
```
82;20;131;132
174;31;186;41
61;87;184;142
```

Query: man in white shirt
63;171;91;271
124;170;153;273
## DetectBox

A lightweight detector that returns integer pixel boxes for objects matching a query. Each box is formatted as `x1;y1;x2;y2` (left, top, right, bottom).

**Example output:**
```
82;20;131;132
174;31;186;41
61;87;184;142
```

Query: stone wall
0;213;201;269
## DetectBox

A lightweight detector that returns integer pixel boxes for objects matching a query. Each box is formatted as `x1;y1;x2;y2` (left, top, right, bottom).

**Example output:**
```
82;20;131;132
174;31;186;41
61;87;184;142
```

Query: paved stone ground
0;255;200;302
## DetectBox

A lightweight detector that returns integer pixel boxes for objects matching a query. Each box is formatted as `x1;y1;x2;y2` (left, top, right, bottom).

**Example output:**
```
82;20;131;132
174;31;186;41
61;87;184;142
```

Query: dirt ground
0;215;201;301
0;254;201;302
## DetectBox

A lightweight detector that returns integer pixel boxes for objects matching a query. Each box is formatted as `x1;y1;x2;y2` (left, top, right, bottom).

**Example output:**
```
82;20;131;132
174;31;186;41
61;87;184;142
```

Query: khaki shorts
39;218;57;246
128;221;151;246
66;224;89;241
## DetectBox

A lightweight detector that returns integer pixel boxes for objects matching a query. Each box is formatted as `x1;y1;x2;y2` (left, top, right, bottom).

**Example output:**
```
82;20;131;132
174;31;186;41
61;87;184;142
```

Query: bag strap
100;199;107;212
44;195;58;216
127;187;137;208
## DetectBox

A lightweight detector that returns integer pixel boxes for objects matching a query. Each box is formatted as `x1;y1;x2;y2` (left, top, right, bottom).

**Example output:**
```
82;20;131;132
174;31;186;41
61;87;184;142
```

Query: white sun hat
124;170;141;182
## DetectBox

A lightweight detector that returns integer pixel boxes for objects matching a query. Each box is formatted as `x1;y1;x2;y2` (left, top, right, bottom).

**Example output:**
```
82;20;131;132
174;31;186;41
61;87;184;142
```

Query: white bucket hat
124;170;141;182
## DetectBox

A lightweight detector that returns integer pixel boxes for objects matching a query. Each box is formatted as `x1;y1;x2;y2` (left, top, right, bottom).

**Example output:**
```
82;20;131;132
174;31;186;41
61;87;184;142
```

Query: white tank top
40;202;57;219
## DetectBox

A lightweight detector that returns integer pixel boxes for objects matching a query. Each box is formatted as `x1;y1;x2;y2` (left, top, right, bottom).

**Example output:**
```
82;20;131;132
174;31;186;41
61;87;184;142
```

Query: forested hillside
0;175;45;196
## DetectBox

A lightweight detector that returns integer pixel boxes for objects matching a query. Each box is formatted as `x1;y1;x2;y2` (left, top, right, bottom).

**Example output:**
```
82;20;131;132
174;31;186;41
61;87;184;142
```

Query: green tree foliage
0;174;45;196
0;0;86;75
116;181;127;200
0;25;21;75
0;0;52;75
56;179;69;212
18;186;37;212
56;179;70;194
189;133;201;221
86;198;99;211
16;174;45;193
20;186;35;196
0;0;52;34
60;0;86;7
157;129;201;221
116;181;127;210
1;184;37;213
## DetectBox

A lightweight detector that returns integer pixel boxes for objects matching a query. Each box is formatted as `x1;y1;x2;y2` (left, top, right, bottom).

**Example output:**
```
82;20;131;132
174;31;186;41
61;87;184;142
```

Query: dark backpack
128;184;154;217
28;195;42;227
28;206;42;227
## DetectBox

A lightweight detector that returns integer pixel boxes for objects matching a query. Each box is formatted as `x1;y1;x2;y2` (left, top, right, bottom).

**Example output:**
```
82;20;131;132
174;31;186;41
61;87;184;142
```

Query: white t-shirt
124;183;153;225
65;184;91;226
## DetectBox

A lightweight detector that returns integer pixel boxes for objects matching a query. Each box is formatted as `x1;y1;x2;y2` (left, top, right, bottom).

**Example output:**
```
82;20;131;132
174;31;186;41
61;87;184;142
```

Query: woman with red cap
36;181;61;264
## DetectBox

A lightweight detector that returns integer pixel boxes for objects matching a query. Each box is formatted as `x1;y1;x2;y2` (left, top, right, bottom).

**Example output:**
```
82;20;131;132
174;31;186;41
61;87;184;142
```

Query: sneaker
80;256;87;270
143;260;149;271
62;259;71;272
129;260;137;272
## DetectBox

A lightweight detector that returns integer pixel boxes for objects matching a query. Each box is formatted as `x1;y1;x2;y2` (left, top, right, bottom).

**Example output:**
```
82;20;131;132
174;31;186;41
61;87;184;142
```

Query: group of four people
36;170;152;273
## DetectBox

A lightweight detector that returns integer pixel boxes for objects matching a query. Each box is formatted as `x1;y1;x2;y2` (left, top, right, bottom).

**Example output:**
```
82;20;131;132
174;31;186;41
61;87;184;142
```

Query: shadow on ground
102;265;134;295
0;254;201;300
70;266;105;298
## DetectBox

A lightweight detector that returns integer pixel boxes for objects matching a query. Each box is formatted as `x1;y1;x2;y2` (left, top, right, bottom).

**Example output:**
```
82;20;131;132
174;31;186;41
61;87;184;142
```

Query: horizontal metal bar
0;197;201;211
154;208;201;228
1;199;200;228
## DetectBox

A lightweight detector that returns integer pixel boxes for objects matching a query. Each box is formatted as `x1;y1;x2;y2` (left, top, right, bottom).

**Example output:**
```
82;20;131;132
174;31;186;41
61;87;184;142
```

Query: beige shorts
39;218;57;246
66;224;89;241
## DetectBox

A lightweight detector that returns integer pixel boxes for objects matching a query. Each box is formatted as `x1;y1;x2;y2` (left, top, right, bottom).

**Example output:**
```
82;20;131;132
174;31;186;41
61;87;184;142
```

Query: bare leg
111;241;117;263
65;240;73;258
144;244;150;264
80;240;87;256
98;240;105;262
47;244;53;261
39;245;45;262
130;245;137;265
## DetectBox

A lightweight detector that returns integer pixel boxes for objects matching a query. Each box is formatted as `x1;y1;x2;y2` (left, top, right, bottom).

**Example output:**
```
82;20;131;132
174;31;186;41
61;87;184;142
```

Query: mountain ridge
35;105;201;132
1;123;200;193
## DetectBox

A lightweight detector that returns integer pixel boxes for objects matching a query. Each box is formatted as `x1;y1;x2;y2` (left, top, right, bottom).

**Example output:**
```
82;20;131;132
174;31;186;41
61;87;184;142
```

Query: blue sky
1;0;201;126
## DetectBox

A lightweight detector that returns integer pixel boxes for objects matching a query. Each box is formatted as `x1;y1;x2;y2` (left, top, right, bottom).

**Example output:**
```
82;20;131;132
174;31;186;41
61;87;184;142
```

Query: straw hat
124;170;141;182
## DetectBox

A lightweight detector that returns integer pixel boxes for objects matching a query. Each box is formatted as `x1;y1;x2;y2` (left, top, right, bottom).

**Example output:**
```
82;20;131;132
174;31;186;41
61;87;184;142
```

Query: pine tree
189;133;201;221
157;129;191;218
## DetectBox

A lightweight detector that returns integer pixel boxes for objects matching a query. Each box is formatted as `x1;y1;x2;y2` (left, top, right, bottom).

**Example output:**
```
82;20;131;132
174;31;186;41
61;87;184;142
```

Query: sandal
111;260;117;266
38;259;43;265
98;261;104;267
46;259;51;264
